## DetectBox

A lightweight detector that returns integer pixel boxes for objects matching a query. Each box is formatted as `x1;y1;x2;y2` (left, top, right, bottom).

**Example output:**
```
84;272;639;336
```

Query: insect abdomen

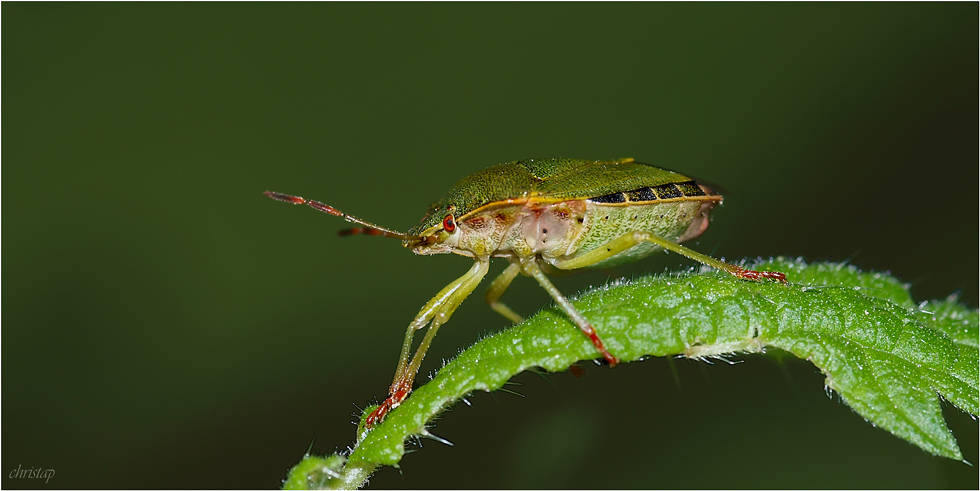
561;184;721;269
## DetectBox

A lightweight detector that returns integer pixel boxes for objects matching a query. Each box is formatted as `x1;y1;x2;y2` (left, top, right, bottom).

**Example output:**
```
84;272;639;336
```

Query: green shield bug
266;157;785;425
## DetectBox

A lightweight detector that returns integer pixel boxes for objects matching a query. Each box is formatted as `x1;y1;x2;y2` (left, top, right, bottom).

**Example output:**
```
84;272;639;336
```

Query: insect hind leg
553;231;785;282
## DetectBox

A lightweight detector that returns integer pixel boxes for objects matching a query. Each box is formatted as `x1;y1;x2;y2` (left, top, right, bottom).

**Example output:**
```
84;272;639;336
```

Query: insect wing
528;159;697;201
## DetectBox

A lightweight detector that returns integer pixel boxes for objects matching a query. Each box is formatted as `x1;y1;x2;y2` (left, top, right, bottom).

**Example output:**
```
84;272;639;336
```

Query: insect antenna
265;191;425;242
337;227;386;237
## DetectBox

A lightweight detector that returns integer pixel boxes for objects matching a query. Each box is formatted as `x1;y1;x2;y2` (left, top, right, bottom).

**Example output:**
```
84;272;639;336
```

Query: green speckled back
408;158;696;235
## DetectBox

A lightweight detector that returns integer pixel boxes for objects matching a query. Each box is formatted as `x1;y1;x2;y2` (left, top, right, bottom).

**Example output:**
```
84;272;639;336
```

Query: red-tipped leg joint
579;323;620;368
365;380;413;427
595;343;620;368
734;268;787;283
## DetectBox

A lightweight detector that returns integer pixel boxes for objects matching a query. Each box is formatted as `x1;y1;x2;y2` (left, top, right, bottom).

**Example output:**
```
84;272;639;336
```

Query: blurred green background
3;3;977;489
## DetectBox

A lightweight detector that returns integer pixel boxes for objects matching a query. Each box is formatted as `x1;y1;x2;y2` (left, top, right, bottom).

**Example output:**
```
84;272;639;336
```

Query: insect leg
403;259;489;382
638;232;785;281
367;259;489;426
389;259;489;387
554;231;786;282
484;262;525;324
522;260;620;367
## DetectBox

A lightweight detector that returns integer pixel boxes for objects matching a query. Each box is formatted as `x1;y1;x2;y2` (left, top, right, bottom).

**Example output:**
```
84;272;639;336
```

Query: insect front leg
484;261;524;324
554;231;786;282
366;259;490;426
521;260;620;367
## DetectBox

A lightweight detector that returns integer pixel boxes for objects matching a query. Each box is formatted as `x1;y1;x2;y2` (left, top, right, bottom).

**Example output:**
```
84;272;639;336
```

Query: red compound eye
442;214;456;233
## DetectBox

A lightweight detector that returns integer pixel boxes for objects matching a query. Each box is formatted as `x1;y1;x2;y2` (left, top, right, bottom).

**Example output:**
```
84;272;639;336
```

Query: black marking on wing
625;187;658;201
590;191;627;203
652;184;683;199
675;181;706;197
589;181;717;204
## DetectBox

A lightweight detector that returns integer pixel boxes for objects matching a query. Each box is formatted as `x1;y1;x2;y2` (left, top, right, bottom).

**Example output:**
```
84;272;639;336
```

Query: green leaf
285;259;978;489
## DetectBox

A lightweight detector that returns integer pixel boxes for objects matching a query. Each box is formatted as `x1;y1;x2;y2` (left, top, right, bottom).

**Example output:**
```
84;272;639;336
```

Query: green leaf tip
287;258;978;489
282;454;346;490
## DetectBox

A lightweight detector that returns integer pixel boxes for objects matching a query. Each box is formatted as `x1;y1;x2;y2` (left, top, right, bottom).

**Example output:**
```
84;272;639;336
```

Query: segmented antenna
264;191;418;241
